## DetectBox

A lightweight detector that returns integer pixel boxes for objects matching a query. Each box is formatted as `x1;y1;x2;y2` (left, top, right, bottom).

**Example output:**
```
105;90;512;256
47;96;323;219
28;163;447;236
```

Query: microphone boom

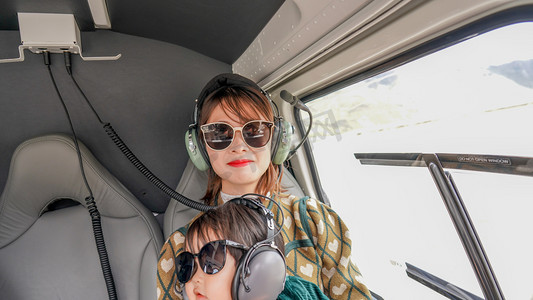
279;90;313;160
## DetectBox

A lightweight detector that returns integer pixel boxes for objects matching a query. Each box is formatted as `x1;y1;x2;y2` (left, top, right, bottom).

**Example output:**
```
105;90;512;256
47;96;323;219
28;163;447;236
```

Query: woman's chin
224;176;260;190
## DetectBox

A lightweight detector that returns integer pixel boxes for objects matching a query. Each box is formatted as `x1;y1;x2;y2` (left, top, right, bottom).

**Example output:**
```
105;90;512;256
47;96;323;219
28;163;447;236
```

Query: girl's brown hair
185;200;285;264
199;86;282;205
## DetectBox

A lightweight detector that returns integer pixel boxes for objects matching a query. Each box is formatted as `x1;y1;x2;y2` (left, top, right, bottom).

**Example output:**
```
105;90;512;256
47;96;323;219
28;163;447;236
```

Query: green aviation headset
185;73;294;171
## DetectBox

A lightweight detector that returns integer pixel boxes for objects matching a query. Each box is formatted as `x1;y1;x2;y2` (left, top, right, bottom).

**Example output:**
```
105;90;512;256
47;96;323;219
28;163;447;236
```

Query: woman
157;73;370;300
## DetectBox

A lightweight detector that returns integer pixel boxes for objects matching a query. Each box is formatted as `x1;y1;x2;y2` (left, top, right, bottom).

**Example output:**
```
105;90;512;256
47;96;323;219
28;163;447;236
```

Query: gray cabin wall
0;30;231;212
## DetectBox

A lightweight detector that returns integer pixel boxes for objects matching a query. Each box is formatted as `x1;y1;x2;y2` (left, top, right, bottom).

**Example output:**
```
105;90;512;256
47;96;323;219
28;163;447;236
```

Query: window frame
294;5;533;299
296;4;533;206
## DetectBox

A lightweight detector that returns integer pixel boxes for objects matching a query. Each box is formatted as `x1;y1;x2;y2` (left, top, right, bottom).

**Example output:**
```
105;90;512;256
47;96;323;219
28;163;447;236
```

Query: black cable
46;52;118;300
64;53;104;124
63;52;212;212
286;107;312;161
46;54;92;196
103;124;212;212
278;90;313;161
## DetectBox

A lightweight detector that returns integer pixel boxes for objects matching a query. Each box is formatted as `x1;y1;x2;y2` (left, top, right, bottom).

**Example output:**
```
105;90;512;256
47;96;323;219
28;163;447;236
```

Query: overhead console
0;13;121;64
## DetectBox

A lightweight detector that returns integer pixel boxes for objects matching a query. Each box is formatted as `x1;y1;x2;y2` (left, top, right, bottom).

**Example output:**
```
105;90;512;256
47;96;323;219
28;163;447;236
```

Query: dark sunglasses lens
199;241;226;275
243;121;272;148
203;123;234;150
176;252;196;283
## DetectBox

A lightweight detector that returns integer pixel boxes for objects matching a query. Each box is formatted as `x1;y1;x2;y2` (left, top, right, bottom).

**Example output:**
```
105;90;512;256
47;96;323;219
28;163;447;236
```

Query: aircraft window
306;22;533;299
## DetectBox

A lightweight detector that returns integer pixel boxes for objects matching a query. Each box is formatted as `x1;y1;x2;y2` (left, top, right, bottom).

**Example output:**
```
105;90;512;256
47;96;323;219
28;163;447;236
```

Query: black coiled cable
104;124;212;212
63;52;213;212
46;52;118;300
86;196;117;300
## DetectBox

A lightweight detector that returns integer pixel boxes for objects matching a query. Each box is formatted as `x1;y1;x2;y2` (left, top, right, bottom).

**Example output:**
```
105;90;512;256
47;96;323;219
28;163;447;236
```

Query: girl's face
204;104;271;195
184;232;237;300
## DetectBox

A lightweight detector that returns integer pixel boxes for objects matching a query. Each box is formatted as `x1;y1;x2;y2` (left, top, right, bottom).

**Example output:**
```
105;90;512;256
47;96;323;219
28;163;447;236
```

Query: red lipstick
227;159;252;167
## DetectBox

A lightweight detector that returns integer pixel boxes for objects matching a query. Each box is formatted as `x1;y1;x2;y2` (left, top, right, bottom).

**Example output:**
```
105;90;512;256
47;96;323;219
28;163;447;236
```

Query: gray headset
185;73;294;171
228;196;286;300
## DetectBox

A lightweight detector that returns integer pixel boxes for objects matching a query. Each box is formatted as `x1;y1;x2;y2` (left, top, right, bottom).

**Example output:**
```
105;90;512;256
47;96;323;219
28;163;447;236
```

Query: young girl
177;196;329;300
157;73;370;300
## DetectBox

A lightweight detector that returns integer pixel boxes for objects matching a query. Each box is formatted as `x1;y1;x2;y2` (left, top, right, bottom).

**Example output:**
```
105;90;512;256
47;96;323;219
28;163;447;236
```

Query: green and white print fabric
156;194;371;300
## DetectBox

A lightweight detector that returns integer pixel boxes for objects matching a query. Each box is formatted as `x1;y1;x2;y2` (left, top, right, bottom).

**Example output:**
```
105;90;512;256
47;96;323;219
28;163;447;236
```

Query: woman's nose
229;130;248;152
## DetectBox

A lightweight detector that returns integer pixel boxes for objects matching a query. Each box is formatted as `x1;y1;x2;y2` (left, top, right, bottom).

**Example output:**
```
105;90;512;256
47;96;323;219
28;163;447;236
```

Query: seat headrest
163;159;306;237
0;134;149;247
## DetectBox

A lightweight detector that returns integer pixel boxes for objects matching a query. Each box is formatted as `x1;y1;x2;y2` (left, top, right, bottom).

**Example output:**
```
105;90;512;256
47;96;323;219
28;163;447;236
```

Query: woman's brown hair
185;200;285;264
199;86;282;205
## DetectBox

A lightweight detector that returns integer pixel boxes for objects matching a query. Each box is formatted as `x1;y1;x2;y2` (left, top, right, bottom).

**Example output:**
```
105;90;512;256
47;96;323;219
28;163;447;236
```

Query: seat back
164;159;305;238
0;134;163;299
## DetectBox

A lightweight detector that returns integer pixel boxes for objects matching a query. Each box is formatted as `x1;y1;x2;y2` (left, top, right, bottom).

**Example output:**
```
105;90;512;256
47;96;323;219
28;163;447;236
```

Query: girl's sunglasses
176;239;248;283
200;120;274;151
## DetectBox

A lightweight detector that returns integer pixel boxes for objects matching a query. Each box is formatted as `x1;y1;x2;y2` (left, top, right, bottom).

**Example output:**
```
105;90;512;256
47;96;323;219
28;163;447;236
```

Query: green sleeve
277;276;330;300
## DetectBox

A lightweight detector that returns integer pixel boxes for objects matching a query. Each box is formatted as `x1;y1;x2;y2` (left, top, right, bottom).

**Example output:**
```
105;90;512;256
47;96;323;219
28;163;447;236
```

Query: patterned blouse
156;193;371;300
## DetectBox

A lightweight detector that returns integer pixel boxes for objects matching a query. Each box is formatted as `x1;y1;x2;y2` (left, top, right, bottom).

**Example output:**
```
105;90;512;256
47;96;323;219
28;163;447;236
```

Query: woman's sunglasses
200;120;274;151
176;239;248;283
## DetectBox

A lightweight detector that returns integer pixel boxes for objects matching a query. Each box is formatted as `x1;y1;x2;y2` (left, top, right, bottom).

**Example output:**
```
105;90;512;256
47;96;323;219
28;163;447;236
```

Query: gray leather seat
0;134;163;299
164;159;305;238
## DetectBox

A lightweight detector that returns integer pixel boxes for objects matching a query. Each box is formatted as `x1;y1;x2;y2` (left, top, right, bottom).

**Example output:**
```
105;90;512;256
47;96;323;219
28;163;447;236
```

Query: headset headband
197;73;265;105
227;195;279;241
194;73;278;124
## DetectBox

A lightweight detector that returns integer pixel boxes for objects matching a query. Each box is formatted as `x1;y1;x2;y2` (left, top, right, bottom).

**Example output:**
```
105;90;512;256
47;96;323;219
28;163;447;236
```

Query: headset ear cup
232;251;246;300
271;120;294;165
270;121;280;161
185;127;210;171
232;245;286;300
